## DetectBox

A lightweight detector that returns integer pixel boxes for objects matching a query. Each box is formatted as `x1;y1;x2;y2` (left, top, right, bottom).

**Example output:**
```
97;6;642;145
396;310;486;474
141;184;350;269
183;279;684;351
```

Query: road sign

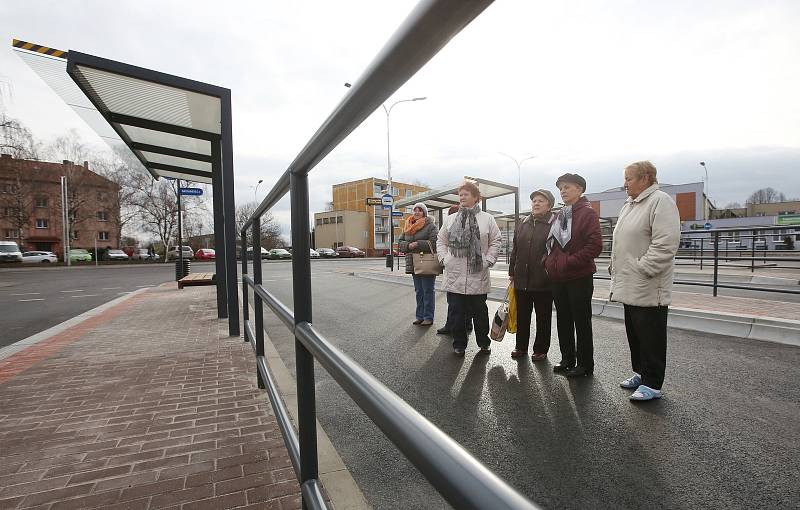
383;205;393;210
392;211;404;217
704;222;712;230
777;214;800;226
179;187;203;196
366;197;382;206
381;194;393;206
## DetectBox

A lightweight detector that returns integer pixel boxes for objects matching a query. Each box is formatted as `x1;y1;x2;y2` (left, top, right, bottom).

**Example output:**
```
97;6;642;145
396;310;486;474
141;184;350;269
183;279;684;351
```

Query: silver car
22;251;58;263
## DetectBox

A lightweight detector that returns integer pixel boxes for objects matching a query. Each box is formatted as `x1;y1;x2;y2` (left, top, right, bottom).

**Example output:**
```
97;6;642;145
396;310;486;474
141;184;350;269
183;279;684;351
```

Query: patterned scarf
546;204;573;254
448;204;482;274
404;215;427;235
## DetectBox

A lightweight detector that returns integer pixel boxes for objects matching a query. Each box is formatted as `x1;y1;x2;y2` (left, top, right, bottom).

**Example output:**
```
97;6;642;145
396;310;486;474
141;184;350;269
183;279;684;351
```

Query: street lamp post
699;161;709;219
499;152;536;221
251;179;263;203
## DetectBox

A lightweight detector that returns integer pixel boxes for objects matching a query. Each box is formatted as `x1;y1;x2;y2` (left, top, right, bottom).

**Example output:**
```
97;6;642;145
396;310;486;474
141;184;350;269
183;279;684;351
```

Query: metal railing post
252;217;265;389
751;230;756;273
700;236;704;270
290;171;319;503
713;231;720;297
241;229;249;341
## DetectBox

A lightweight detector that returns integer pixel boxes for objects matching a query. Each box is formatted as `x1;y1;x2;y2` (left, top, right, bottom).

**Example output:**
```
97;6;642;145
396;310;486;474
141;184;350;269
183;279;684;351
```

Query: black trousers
443;291;473;332
624;304;669;390
448;292;490;350
514;289;553;354
551;276;594;369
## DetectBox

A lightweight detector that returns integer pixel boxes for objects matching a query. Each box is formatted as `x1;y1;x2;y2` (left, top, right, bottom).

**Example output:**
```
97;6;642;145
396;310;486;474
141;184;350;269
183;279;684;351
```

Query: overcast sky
2;0;799;234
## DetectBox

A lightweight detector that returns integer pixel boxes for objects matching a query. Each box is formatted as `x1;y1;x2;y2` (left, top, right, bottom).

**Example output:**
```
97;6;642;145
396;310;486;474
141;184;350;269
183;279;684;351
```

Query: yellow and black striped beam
12;39;68;59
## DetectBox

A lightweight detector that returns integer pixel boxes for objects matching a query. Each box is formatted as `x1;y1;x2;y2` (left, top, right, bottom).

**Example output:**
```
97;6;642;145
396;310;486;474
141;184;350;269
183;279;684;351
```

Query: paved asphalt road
252;261;799;510
0;262;215;348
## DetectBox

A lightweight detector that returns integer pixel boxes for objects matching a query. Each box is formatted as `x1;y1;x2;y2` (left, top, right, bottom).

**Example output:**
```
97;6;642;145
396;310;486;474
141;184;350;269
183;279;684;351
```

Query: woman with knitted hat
398;203;439;326
544;173;603;377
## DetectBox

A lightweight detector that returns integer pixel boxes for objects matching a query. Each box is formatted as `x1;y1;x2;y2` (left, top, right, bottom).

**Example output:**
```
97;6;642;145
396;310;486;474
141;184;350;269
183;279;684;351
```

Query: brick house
0;154;121;256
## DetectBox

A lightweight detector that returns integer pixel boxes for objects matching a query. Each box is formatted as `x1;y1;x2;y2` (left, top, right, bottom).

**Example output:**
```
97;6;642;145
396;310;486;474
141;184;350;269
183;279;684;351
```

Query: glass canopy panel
139;152;212;173
156;169;213;184
72;65;222;134
118;124;211;156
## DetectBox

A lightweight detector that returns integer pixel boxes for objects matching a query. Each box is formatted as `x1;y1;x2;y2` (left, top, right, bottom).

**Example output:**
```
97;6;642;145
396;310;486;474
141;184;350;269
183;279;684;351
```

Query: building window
315;218;322;226
323;217;330;224
336;216;343;224
392;186;399;196
374;184;382;195
405;206;413;213
97;210;109;221
71;231;79;240
778;210;796;215
99;231;109;241
35;218;48;229
755;212;766;217
35;196;48;208
4;230;19;239
405;189;412;197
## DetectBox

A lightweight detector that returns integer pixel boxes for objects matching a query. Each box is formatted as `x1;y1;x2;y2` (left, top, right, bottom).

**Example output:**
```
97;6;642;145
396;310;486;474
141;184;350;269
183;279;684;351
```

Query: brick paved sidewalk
0;285;302;510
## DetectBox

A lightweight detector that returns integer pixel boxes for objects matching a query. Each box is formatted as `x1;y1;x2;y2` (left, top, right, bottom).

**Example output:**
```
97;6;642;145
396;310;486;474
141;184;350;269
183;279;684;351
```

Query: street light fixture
499;152;536;220
699;161;709;218
251;179;264;203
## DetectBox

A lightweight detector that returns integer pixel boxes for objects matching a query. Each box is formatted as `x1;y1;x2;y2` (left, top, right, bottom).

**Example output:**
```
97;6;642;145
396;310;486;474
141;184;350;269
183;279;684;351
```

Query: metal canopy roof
13;40;225;184
395;175;518;212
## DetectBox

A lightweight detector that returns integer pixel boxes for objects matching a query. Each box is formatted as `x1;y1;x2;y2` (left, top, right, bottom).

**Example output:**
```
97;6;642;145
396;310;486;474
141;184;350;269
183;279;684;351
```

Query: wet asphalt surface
253;261;799;510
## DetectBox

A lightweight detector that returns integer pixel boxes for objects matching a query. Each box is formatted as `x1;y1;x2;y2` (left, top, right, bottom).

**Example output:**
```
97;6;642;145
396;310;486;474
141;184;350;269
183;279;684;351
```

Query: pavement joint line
71;294;99;298
59;289;84;293
241;288;371;510
351;271;800;347
9;292;40;296
18;298;45;302
0;287;150;362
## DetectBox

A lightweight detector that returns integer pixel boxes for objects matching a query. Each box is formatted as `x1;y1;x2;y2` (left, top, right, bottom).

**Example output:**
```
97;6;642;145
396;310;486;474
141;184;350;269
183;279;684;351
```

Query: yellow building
314;178;429;255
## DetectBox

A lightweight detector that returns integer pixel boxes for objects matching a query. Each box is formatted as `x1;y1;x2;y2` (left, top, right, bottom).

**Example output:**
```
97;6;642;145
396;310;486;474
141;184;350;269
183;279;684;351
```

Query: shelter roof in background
12;39;227;184
394;176;518;212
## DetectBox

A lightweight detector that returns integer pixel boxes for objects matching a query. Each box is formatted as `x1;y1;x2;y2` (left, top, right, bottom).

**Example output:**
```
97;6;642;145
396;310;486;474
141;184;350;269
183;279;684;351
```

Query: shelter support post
211;140;228;319
221;93;240;337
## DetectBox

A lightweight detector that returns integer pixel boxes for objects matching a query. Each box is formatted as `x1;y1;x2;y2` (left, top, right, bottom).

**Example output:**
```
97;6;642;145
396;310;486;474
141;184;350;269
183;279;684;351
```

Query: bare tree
323;201;334;212
92;147;145;247
0;159;41;243
129;174;179;260
235;201;283;249
746;187;786;204
723;201;743;209
45;129;89;165
0;113;40;159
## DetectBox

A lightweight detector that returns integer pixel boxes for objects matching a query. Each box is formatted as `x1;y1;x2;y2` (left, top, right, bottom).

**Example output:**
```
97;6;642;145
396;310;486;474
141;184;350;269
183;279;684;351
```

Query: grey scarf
546;205;573;254
448;204;482;274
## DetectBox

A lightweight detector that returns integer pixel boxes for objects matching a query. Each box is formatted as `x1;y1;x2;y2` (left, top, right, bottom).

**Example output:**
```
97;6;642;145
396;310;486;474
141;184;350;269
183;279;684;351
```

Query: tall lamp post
499;152;536;221
251;179;263;203
699;161;709;219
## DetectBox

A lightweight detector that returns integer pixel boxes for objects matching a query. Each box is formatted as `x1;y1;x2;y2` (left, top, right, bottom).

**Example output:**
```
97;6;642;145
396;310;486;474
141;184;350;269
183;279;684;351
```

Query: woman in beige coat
610;161;680;401
437;180;502;357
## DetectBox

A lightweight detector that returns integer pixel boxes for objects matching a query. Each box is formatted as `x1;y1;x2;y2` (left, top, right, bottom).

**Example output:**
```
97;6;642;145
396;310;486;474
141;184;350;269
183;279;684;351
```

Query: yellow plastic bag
506;284;517;334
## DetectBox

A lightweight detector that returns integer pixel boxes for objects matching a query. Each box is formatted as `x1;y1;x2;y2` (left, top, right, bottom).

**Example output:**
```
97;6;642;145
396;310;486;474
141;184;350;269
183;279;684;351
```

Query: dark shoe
412;319;423;325
453;348;465;357
531;352;547;362
477;346;491;354
553;361;575;373
436;328;451;335
564;366;594;378
420;320;433;326
511;349;527;359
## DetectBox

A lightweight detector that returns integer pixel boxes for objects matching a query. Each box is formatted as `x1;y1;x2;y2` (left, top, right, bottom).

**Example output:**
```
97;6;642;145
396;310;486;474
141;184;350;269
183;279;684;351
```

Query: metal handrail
239;1;538;508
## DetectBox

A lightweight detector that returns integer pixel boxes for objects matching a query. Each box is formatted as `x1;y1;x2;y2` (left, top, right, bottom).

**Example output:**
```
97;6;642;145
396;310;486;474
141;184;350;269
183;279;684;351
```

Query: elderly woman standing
398;203;439;326
544;173;603;377
437;181;502;356
508;189;556;361
611;161;680;401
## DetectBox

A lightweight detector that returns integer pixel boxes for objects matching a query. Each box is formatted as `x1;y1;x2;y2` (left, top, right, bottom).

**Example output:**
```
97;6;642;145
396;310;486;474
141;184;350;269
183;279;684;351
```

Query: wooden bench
178;272;216;290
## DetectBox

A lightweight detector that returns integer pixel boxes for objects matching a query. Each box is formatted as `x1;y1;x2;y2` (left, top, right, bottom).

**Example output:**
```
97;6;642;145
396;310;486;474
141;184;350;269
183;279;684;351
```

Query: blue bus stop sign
704;222;712;230
179;187;203;196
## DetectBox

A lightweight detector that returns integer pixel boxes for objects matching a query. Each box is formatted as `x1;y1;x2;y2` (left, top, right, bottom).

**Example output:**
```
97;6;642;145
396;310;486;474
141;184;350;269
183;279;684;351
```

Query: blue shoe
620;373;642;389
629;385;662;401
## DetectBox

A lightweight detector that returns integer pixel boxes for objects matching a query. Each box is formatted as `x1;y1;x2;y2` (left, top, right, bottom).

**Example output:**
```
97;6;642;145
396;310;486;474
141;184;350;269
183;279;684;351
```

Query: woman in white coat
437;180;503;357
610;161;681;401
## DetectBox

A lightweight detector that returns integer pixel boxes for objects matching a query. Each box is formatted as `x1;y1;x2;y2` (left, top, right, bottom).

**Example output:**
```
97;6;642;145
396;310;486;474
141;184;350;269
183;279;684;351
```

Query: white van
0;241;23;263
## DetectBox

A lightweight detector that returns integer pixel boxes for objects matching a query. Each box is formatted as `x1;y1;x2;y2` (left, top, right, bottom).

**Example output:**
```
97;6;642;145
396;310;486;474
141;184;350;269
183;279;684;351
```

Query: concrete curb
241;292;371;510
0;288;150;361
351;271;800;348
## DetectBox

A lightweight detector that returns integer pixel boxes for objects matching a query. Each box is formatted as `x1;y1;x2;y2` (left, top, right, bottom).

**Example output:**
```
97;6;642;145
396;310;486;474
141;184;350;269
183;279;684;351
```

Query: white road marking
71;294;99;298
101;287;121;290
10;292;40;296
18;298;45;302
59;289;85;293
135;285;152;288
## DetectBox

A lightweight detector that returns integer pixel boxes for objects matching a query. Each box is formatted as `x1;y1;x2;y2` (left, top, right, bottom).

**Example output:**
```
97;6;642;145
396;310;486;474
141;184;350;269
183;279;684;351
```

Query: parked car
131;248;159;261
318;248;338;258
104;249;130;261
22;251;57;263
336;246;366;258
69;249;93;262
309;249;320;259
267;248;292;260
246;246;269;259
0;241;23;263
195;248;216;260
166;246;194;260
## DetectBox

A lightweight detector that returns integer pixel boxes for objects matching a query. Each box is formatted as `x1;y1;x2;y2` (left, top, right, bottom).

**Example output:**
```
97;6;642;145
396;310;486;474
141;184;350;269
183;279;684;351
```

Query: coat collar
522;211;554;225
628;183;660;203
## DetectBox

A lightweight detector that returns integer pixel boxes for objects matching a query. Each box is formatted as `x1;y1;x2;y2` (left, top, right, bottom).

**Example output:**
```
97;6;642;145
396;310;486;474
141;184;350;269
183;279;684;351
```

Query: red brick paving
0;286;302;510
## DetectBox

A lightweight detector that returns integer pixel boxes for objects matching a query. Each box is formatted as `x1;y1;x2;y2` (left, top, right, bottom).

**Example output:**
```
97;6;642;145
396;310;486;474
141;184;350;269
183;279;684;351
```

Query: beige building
313;177;429;255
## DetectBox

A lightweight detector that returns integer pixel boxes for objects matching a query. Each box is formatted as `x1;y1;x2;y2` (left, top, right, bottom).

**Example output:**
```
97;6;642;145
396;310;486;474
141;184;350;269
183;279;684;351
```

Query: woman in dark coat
508;189;555;361
398;203;439;325
544;173;603;377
